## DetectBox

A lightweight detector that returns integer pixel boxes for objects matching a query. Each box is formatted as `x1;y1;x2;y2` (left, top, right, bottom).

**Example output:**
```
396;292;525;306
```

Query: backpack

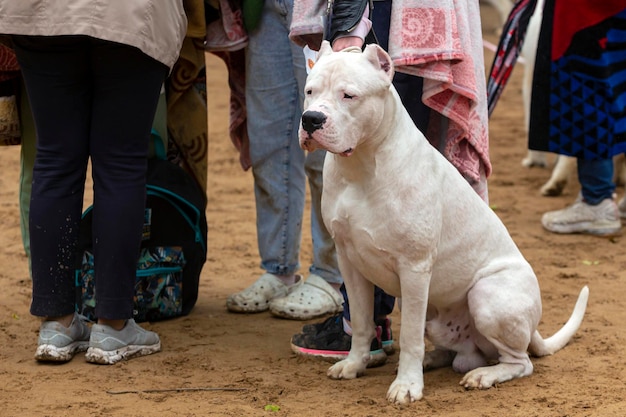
75;150;208;322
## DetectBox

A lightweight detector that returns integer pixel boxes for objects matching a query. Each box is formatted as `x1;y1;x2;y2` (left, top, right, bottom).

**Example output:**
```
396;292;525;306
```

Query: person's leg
249;0;306;278
542;157;620;235
305;148;340;287
84;38;167;365
87;38;168;321
578;158;615;204
13;35;93;319
269;146;344;319
13;35;93;362
267;33;344;319
226;0;308;313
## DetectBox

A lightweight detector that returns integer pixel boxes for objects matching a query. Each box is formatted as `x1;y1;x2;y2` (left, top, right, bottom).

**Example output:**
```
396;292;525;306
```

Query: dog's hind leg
540;155;576;196
459;273;541;389
459;341;534;389
423;304;489;372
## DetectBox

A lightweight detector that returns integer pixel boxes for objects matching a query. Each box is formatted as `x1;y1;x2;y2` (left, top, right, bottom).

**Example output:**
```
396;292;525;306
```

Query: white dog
299;41;589;405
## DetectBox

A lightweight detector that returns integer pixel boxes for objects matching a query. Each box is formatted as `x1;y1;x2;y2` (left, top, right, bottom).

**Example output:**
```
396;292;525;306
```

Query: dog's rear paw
522;150;549;168
327;359;365;380
522;158;547;168
460;362;530;389
540;180;567;196
460;368;498;389
386;377;423;405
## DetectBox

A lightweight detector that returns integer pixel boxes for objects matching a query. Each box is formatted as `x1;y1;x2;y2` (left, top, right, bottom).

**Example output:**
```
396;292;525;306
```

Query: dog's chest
325;184;410;285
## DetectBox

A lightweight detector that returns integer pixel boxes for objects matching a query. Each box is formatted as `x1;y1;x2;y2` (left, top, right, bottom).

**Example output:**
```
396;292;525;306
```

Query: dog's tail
528;286;589;357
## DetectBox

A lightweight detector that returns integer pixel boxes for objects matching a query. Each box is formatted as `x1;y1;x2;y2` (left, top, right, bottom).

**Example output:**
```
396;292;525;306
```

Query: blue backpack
75;148;207;322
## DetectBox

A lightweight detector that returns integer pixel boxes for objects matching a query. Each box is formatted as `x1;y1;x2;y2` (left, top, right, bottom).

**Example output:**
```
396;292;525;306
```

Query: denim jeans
245;0;341;285
578;158;615;204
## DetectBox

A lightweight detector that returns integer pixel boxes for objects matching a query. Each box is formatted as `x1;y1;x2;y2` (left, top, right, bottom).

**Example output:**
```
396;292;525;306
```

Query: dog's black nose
301;111;327;134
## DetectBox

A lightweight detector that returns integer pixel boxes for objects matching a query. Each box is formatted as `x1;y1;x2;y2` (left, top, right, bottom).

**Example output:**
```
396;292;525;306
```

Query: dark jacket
327;0;372;43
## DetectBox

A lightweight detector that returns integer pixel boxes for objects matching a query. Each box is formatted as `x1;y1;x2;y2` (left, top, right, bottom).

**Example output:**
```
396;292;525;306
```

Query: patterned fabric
205;0;251;171
486;0;538;117
386;0;491;199
0;42;20;82
528;2;626;159
167;0;209;194
77;247;187;322
0;41;21;146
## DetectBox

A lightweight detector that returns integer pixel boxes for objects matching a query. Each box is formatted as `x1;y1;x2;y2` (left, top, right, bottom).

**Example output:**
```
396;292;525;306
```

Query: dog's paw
327;359;365;380
459;367;498;389
522;158;548;168
386;376;423;405
460;362;530;389
522;150;549;168
540;179;567;196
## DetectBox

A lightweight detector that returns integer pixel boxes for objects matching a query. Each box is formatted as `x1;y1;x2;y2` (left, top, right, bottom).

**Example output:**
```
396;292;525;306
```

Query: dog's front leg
327;257;375;380
386;263;431;405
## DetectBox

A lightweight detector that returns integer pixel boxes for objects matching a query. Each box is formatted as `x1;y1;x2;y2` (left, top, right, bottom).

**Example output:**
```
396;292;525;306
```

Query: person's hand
332;36;364;51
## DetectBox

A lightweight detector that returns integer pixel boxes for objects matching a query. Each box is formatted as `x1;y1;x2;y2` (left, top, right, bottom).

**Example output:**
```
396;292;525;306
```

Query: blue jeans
578;158;615;204
245;0;341;285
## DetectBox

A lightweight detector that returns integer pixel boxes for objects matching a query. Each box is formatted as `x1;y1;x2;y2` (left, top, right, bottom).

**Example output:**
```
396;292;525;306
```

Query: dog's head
299;41;395;156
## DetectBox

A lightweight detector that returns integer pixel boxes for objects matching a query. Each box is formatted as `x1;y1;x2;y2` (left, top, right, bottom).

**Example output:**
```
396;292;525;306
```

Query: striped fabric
486;0;538;117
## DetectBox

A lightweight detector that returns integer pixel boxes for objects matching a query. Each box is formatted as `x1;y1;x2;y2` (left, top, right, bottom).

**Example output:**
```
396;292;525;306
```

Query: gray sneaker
85;319;161;365
35;313;91;362
541;197;621;235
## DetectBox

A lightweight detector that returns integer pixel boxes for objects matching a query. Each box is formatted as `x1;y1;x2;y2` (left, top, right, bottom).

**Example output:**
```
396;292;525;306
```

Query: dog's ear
317;40;333;59
363;44;394;82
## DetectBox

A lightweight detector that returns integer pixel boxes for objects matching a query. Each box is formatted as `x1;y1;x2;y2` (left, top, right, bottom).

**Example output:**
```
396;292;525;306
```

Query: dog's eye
306;89;312;95
344;93;354;99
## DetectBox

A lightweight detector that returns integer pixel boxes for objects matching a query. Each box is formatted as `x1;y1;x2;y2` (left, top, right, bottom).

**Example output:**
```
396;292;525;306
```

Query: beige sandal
269;274;343;320
226;273;302;313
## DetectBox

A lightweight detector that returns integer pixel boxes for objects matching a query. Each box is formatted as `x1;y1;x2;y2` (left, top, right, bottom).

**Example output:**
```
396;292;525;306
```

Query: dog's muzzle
301;110;327;134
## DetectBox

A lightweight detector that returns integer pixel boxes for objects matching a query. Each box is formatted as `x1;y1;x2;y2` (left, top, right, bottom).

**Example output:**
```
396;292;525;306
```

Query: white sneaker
541;198;621;235
226;273;303;313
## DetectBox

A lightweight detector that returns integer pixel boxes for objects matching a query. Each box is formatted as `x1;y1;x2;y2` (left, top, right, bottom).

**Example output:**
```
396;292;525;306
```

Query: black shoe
376;317;395;355
300;313;342;334
291;314;387;367
301;313;395;355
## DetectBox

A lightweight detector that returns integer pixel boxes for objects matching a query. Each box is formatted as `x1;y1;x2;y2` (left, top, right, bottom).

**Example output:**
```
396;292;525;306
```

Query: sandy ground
1;6;625;416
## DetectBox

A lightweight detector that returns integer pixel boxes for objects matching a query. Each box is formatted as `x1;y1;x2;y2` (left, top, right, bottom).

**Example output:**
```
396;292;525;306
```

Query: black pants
13;35;168;320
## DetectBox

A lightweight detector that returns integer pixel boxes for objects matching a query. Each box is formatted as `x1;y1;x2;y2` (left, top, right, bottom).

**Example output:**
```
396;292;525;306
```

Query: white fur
299;41;589;405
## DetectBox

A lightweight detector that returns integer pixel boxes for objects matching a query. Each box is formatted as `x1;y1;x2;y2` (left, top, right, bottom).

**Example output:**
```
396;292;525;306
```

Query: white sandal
269;274;343;320
226;273;302;313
